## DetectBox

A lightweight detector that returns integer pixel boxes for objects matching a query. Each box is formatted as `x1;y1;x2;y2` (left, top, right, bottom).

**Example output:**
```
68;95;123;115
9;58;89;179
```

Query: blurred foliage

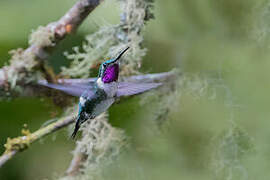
1;0;270;180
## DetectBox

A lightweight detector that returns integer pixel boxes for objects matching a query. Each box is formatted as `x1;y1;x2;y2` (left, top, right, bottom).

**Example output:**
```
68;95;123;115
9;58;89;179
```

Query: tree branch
0;0;103;90
26;0;103;60
0;115;75;168
0;151;16;168
66;152;87;176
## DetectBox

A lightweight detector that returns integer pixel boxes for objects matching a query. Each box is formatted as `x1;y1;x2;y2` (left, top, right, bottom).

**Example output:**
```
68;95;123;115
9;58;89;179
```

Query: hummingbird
38;47;164;138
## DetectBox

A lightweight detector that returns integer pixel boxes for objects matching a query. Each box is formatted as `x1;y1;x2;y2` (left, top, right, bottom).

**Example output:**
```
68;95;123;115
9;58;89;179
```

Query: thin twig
0;116;75;168
66;152;88;176
0;0;103;89
0;150;16;168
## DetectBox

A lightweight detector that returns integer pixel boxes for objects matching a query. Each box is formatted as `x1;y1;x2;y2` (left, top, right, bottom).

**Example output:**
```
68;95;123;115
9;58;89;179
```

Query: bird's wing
38;78;97;85
38;79;162;97
117;82;162;97
120;71;177;83
40;71;174;86
38;82;91;97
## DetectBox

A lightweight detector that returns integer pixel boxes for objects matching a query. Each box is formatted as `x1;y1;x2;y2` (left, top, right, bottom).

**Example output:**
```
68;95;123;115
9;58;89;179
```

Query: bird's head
98;47;129;83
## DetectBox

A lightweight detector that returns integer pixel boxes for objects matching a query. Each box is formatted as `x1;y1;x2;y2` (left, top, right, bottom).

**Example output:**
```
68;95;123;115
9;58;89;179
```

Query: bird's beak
112;47;130;63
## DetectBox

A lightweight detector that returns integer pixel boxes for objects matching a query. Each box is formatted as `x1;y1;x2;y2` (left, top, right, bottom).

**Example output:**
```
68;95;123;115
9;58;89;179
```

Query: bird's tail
71;118;81;139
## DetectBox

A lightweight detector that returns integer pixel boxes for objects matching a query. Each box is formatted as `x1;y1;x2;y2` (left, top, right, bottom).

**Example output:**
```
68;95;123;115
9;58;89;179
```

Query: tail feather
71;120;80;139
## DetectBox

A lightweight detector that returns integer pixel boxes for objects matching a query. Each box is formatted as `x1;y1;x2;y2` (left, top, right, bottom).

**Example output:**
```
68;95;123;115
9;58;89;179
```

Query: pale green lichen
29;26;55;47
0;25;56;96
211;122;254;180
6;48;38;90
61;26;117;78
0;26;54;93
140;72;214;129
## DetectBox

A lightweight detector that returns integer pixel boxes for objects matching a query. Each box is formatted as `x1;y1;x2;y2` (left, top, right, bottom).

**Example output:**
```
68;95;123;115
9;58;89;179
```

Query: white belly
92;98;115;117
96;78;118;97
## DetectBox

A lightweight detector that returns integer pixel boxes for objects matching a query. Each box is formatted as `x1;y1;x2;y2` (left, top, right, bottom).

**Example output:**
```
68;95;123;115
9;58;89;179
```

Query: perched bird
38;47;164;138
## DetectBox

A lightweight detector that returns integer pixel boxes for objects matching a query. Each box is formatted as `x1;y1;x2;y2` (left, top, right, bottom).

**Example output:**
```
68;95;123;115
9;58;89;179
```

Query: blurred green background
1;0;270;179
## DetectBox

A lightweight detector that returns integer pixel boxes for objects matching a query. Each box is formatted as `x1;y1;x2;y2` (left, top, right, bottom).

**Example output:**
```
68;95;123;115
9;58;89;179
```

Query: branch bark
0;0;103;90
66;152;88;176
0;115;75;168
